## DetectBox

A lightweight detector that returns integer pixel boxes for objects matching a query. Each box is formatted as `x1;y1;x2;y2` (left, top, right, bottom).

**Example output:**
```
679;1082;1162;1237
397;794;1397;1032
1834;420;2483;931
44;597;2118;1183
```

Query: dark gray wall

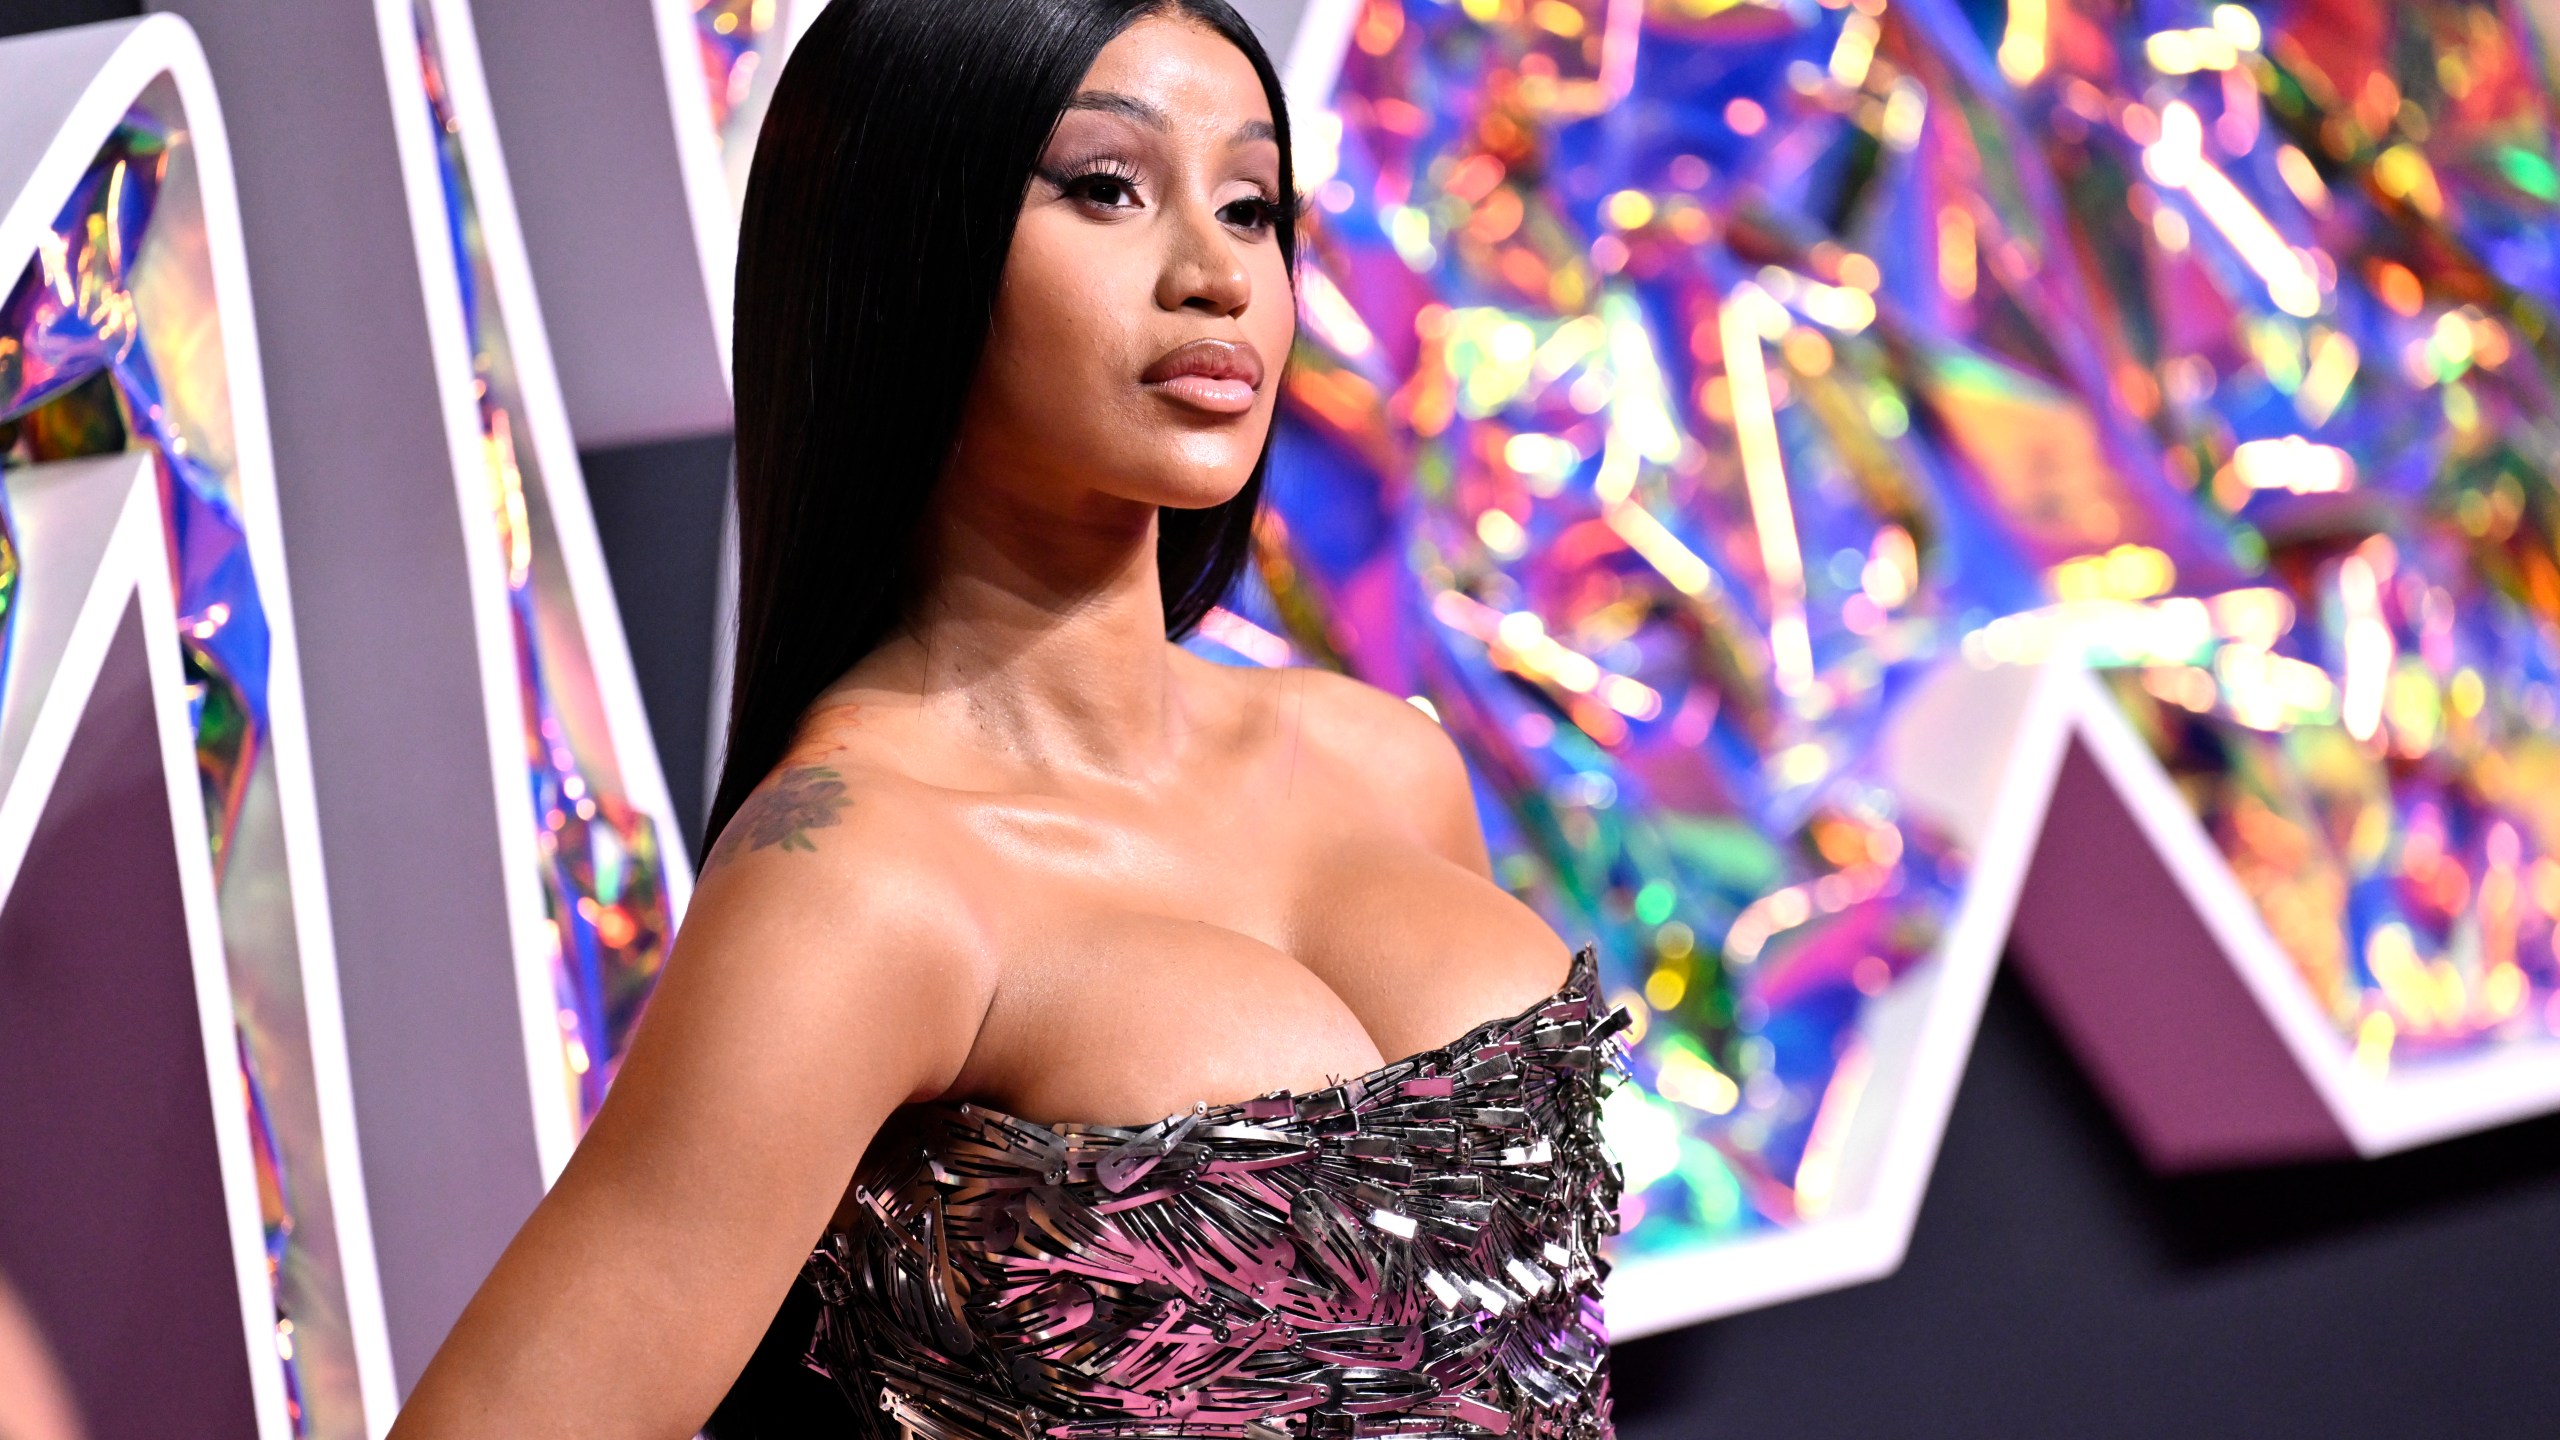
1615;970;2560;1439
582;432;731;847
0;0;137;36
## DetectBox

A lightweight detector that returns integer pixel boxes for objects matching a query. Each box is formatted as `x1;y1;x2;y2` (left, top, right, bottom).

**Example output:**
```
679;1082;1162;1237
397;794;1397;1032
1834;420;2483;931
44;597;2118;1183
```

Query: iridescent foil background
692;0;795;203
0;99;361;1435
1228;0;2560;1269
414;3;677;1130
0;458;15;697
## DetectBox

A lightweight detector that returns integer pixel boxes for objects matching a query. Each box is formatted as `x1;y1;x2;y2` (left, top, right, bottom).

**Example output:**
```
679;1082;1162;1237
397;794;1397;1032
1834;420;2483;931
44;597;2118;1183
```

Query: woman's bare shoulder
698;748;988;909
1208;660;1489;874
1285;665;1453;744
676;754;996;1091
698;756;879;882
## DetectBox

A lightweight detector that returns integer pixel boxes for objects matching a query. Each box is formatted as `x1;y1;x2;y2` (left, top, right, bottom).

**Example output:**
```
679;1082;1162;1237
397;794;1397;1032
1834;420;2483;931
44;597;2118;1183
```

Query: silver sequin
800;946;1629;1440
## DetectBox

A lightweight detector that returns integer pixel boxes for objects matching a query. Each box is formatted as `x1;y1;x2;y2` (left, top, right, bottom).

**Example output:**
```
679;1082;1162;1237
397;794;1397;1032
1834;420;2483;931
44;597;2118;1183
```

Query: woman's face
956;14;1295;523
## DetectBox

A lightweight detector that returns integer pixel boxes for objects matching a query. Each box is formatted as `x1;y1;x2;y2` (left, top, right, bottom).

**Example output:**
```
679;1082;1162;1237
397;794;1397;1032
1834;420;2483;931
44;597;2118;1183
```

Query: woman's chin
1113;488;1245;515
1105;462;1258;513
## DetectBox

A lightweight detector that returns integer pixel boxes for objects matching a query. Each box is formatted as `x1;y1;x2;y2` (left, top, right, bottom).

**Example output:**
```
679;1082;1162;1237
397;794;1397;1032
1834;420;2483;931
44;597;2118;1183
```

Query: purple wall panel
0;602;255;1438
2009;740;2348;1172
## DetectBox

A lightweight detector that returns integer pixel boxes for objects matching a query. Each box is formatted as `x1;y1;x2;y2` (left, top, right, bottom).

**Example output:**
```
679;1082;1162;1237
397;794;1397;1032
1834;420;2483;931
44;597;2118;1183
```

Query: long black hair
705;1;1292;1428
705;0;1298;854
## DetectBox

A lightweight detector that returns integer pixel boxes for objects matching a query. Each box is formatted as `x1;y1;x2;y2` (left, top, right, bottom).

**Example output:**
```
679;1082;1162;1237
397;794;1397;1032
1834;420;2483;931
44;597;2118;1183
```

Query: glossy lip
1141;337;1266;416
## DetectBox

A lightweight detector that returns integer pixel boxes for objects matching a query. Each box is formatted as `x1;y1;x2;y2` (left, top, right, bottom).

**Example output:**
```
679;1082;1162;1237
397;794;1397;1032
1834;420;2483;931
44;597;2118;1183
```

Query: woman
391;1;1621;1434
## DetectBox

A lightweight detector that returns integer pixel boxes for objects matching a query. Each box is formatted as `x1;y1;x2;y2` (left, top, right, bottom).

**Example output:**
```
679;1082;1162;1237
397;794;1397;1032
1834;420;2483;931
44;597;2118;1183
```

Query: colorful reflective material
0;481;15;699
692;0;792;198
416;5;677;1126
801;949;1624;1440
1998;0;2560;1070
0;113;315;1431
239;1032;304;1430
0;119;273;749
692;0;779;139
1262;0;2560;1263
1263;0;1981;1256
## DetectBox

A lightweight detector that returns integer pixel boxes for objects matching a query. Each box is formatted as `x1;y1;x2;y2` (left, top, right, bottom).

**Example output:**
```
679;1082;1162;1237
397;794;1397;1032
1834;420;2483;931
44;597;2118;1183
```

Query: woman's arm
389;775;990;1437
0;1268;84;1440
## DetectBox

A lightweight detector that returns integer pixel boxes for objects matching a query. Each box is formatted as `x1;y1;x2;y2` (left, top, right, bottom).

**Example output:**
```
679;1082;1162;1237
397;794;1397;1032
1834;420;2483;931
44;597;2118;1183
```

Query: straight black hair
706;2;1292;1426
704;0;1297;854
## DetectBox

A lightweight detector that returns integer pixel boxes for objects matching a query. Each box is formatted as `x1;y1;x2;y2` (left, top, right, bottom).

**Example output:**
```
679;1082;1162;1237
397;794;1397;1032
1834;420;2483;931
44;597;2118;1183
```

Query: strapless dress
782;945;1628;1440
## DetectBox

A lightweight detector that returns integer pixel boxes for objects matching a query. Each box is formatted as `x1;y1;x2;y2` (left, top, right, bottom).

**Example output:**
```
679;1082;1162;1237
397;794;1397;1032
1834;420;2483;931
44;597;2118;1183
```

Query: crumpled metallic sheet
0;112;316;1433
0;117;274;794
1975;0;2560;1066
1260;0;2560;1276
803;948;1626;1440
415;6;677;1125
1254;0;2077;1257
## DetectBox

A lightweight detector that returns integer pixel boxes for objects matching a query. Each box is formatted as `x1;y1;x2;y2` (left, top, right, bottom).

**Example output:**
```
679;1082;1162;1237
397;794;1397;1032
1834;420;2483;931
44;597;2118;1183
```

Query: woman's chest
942;814;1571;1129
814;956;1625;1440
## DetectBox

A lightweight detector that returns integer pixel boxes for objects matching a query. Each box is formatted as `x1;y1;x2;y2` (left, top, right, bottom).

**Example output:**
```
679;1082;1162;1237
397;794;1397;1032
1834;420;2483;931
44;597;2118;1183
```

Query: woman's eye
1067;172;1141;209
1220;196;1276;231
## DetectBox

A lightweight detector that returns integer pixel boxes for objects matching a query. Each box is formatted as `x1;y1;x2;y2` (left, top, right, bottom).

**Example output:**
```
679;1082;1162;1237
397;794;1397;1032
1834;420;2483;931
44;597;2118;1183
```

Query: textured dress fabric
797;945;1629;1440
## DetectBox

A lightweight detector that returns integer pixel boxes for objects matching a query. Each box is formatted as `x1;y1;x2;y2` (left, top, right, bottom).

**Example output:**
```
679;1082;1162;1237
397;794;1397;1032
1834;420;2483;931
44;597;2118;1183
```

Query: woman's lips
1141;338;1265;416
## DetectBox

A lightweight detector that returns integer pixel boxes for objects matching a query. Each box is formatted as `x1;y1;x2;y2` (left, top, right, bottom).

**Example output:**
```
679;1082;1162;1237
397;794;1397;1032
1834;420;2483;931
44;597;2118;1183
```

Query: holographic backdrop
0;110;322;1433
692;0;795;201
415;4;678;1128
1239;0;2560;1267
0;463;14;696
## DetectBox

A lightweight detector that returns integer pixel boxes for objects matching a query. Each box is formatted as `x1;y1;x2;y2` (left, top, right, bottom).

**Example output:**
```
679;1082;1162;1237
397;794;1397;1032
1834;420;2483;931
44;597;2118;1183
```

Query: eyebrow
1067;91;1167;128
1067;90;1280;146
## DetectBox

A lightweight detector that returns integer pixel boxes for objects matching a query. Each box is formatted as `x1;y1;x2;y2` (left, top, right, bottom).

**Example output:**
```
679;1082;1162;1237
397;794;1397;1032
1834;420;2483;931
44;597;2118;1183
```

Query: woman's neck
864;482;1193;784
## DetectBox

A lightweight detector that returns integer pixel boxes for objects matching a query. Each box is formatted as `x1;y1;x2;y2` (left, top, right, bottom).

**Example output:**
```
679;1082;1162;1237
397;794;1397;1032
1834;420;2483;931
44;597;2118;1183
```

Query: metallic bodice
800;946;1627;1440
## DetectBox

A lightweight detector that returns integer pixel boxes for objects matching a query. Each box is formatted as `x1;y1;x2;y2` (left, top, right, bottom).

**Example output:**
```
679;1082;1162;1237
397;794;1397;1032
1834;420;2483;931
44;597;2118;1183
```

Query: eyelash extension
1040;157;1303;235
1220;189;1304;233
1041;154;1146;198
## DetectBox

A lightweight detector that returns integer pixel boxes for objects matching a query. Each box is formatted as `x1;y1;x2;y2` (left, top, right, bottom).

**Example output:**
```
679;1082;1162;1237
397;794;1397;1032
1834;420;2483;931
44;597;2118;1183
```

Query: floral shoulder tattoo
705;765;849;874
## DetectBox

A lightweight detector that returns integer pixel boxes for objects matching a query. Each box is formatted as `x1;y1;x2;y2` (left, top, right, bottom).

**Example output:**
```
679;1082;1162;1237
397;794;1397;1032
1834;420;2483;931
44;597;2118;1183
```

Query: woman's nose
1156;199;1252;318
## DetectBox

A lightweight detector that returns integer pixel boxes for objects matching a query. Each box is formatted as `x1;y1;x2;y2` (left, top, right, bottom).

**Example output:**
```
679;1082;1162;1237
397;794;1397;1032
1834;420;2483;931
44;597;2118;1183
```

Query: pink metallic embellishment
803;947;1626;1440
